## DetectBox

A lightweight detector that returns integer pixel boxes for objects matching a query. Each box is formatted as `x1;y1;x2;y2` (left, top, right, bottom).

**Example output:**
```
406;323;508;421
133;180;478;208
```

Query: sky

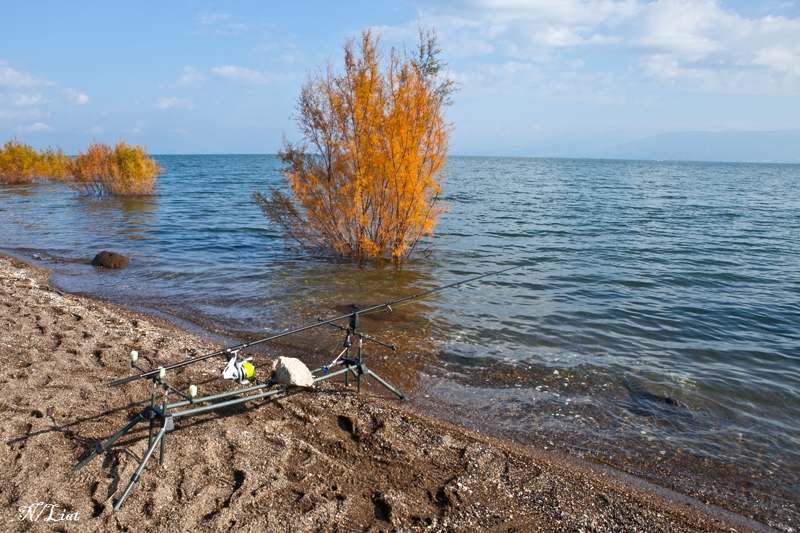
1;0;799;157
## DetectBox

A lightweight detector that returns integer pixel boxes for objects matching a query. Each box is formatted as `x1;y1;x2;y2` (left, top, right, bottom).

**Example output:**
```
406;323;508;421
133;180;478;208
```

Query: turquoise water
2;155;798;528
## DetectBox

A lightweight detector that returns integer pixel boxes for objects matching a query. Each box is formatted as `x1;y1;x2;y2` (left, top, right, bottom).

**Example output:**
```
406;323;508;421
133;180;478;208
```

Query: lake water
1;155;798;530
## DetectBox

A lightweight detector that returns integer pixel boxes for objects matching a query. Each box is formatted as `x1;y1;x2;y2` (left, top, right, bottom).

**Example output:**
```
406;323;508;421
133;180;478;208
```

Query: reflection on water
77;195;157;242
2;155;799;529
1;184;36;196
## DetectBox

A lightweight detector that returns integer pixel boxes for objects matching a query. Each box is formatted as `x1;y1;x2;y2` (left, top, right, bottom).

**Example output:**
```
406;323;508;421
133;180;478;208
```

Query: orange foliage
37;147;71;180
68;141;161;196
254;28;455;261
0;139;40;184
0;139;158;196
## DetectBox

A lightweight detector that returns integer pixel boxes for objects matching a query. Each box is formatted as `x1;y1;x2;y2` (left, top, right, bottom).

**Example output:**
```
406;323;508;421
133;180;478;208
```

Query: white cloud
211;65;294;85
154;96;194;110
9;93;50;107
0;62;54;88
407;0;800;94
453;61;543;90
631;1;800;92
16;122;55;133
0;61;89;133
212;65;264;84
169;66;207;88
0;107;46;121
753;46;800;74
64;88;89;105
192;12;267;36
634;0;724;58
197;12;231;25
458;59;626;103
410;0;638;57
436;0;638;28
253;42;306;65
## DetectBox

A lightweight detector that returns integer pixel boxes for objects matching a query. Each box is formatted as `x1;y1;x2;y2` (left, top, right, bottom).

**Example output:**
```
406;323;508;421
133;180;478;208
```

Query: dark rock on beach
90;251;130;269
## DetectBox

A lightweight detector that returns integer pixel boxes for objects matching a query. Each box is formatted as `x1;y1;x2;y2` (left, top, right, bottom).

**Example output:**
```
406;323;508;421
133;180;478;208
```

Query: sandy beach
0;253;775;532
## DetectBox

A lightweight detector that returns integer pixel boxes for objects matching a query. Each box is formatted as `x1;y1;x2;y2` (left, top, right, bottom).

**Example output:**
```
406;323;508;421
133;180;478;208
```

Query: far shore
0;253;774;532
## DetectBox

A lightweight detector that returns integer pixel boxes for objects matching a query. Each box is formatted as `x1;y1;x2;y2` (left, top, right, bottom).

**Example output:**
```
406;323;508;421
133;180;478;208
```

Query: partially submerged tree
0;139;40;184
0;138;160;196
38;147;71;180
68;141;161;196
254;27;455;261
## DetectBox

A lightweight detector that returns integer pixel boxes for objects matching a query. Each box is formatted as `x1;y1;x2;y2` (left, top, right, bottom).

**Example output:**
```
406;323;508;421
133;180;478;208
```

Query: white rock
270;356;314;387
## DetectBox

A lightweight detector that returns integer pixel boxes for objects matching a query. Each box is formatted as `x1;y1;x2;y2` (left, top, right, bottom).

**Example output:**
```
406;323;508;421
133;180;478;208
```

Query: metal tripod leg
365;370;407;401
113;426;166;511
148;379;158;447
340;357;407;401
73;412;146;472
358;337;363;393
159;388;170;465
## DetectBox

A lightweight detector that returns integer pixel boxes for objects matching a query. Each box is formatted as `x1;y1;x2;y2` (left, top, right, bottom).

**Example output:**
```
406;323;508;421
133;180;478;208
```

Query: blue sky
1;0;798;156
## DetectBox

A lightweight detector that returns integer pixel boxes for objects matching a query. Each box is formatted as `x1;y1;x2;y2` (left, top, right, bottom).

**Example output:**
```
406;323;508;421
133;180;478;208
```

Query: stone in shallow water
622;381;692;421
271;356;314;387
90;251;130;269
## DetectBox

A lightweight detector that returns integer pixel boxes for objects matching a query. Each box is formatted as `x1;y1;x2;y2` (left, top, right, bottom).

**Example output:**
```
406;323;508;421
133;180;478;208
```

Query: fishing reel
222;353;255;385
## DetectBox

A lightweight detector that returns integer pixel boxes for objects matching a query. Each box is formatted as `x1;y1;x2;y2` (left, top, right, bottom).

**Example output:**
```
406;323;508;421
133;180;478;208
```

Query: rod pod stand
324;311;405;400
74;266;522;510
72;329;404;511
71;373;175;510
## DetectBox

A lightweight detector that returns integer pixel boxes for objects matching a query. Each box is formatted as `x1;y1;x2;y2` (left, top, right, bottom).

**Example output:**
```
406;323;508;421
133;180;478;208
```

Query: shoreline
0;253;776;532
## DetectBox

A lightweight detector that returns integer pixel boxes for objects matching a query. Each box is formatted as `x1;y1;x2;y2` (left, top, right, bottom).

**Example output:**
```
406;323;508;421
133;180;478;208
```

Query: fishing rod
109;264;523;387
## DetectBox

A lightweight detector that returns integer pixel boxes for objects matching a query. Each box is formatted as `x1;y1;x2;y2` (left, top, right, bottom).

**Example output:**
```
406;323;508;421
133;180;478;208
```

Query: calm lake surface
2;155;798;529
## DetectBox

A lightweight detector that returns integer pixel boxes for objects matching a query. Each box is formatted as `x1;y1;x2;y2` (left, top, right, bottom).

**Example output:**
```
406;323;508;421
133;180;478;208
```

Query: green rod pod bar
113;427;166;510
73;412;145;472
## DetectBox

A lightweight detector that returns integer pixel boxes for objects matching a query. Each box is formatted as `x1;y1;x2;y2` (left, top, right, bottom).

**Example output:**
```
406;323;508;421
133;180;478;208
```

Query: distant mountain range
601;130;800;164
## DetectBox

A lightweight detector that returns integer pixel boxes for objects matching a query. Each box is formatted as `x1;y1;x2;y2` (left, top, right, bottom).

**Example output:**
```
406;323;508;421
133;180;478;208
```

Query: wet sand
0;253;776;532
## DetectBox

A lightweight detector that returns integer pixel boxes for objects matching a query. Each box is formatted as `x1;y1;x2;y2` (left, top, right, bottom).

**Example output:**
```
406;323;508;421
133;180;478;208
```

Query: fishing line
109;265;524;387
76;264;525;511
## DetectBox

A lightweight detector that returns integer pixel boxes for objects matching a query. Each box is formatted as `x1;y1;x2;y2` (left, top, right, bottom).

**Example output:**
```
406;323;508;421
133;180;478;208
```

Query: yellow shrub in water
36;147;71;180
0;139;159;194
69;141;161;196
69;141;113;195
0;139;41;184
254;28;454;262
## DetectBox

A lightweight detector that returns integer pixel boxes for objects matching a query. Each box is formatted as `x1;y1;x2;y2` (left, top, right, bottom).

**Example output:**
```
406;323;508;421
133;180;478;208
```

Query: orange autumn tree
68;140;161;196
254;28;455;261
